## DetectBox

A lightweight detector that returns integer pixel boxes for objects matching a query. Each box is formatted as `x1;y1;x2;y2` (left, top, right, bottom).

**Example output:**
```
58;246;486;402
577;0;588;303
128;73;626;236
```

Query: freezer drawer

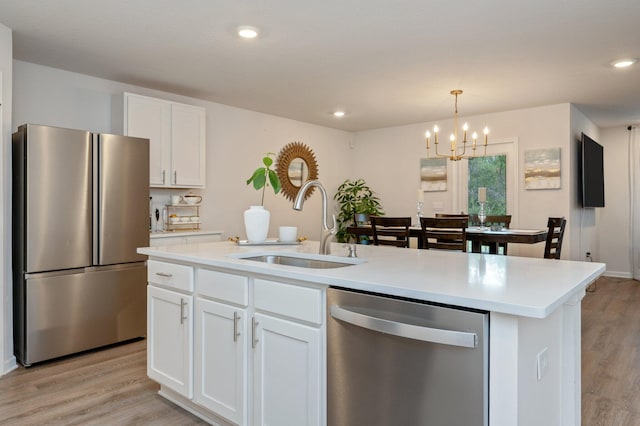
17;263;147;366
327;287;489;426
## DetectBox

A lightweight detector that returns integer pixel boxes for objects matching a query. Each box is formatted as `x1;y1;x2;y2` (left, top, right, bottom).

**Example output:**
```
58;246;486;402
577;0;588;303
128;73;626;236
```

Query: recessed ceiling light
333;111;345;118
238;26;259;39
611;58;637;68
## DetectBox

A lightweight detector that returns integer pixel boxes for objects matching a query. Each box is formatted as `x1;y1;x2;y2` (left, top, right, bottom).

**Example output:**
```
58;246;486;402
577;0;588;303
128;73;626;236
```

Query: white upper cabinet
171;103;206;187
115;92;206;188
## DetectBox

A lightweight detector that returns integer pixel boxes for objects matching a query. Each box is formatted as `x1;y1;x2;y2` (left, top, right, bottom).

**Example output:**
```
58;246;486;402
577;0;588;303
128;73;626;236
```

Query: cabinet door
252;313;321;426
171;103;206;187
147;286;193;398
125;94;170;186
195;298;247;425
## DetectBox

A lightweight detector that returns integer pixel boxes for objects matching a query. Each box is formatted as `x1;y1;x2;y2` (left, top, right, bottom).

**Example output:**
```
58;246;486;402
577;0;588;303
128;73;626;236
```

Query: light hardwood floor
0;338;206;425
0;276;636;425
582;276;640;425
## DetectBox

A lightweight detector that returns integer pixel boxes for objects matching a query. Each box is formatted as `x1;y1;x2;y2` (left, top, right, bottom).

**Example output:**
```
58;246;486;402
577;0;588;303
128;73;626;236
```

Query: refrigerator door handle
330;304;477;348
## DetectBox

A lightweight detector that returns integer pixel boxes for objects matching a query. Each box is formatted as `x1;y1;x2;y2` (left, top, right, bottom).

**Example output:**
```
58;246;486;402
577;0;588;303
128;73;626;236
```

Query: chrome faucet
293;180;337;255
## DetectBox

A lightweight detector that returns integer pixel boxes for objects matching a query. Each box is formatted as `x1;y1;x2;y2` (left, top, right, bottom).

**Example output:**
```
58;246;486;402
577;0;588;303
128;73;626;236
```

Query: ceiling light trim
237;26;259;39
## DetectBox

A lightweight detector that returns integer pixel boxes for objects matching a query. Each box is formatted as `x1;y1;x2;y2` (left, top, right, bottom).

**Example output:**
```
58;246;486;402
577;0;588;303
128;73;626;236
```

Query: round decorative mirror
276;142;319;202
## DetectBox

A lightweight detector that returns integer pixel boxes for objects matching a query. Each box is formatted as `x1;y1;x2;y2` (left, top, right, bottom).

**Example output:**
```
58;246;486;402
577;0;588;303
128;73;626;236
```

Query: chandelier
425;90;489;161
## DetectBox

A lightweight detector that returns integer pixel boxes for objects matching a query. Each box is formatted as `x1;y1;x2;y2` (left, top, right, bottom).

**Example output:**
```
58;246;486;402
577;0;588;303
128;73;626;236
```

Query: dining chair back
544;217;566;259
370;216;412;248
419;217;467;252
436;213;470;220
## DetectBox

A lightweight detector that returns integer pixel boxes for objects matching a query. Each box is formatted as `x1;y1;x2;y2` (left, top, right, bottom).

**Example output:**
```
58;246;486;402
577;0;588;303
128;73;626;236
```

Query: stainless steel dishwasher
327;287;488;426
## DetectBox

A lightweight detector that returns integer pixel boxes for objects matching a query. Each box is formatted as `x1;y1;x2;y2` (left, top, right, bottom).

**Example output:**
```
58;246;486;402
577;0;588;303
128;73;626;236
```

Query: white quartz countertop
138;240;605;319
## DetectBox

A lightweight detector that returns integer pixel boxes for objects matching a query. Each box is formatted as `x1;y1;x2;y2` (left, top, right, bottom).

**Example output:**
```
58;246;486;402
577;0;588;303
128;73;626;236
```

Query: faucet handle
343;244;357;258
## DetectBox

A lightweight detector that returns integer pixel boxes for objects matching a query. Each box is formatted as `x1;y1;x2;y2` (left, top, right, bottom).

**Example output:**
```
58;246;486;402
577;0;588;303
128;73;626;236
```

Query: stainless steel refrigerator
12;124;150;366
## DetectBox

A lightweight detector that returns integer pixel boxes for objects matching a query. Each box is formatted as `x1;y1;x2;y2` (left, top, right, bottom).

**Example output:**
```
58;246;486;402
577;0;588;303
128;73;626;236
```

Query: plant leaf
268;169;281;194
253;171;266;190
263;156;273;168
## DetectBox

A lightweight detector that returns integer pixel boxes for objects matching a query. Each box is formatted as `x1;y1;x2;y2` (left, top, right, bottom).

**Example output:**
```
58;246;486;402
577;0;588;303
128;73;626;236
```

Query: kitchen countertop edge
138;241;605;319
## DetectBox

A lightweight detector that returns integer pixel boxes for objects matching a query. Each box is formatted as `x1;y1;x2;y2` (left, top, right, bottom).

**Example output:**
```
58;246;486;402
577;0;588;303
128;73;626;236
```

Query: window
468;155;507;216
455;138;518;220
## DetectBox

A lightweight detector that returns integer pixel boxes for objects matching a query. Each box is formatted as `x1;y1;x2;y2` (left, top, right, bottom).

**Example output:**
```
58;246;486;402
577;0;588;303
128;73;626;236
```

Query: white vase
244;205;270;243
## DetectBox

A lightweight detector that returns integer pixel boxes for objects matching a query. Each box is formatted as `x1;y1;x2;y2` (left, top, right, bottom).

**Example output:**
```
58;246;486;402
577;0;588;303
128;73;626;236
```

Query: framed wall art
524;148;561;189
420;158;447;192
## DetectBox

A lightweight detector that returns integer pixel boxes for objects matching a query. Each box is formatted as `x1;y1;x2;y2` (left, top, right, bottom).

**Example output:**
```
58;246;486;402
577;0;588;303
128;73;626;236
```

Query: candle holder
416;201;424;225
478;202;487;229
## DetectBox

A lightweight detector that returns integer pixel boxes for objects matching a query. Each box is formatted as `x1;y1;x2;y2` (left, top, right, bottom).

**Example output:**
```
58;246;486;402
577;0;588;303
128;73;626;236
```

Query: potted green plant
334;178;384;243
244;153;281;242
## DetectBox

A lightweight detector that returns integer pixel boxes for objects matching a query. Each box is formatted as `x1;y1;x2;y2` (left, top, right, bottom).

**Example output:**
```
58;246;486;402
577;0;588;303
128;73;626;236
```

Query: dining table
346;224;548;253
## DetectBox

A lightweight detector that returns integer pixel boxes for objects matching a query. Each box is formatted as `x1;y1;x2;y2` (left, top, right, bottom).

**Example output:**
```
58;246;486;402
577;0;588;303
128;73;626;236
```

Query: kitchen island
138;240;605;426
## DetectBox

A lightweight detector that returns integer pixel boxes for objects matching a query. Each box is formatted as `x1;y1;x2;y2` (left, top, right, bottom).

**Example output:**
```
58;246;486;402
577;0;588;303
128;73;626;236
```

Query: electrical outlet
537;348;549;381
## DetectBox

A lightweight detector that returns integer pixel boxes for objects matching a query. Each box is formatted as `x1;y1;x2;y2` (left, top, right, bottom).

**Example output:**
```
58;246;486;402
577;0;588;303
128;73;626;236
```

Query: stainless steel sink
239;254;361;269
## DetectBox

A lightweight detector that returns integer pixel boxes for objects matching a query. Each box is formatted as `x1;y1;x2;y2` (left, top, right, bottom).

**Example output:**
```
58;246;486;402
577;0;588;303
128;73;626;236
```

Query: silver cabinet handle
162;170;166;185
330;305;477;348
233;312;241;342
251;317;259;348
180;298;188;324
174;171;177;185
155;272;173;278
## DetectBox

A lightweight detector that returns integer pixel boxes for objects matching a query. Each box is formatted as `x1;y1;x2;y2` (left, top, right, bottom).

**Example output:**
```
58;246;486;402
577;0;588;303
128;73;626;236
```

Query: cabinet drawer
254;279;323;325
197;269;248;306
148;260;194;292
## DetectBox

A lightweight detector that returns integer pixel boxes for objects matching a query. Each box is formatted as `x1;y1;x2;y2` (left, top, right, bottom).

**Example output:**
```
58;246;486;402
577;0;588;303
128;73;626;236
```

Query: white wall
596;126;632;277
12;61;354;241
0;24;14;374
351;103;577;259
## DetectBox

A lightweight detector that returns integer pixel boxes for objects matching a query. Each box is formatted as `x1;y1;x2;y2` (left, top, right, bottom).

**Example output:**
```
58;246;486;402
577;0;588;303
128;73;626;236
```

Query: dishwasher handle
330;304;477;348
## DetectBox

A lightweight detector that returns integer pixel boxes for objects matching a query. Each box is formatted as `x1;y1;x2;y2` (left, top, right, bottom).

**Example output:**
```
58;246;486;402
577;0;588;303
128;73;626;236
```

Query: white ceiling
1;0;639;132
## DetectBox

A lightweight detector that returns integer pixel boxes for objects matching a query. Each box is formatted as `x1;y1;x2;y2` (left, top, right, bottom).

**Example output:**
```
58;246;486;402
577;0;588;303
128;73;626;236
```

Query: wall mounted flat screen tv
580;132;605;208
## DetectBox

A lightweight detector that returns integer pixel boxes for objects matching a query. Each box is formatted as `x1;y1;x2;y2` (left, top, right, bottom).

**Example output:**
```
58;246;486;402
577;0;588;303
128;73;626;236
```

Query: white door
171;103;206;187
147;286;193;398
252;313;321;426
125;94;170;186
194;298;247;425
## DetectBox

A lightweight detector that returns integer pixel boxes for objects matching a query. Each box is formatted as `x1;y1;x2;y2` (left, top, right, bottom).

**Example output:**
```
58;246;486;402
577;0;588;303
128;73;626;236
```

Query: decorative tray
228;237;305;246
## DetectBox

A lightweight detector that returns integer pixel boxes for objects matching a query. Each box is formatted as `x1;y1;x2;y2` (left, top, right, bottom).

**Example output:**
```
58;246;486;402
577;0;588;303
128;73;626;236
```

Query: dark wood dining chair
436;213;469;220
544;217;566;259
419;217;467;252
370;216;412;248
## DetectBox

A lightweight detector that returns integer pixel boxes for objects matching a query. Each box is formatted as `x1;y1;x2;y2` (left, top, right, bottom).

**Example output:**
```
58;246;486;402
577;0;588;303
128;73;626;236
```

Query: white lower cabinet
147;262;325;426
147;285;193;398
195;298;247;425
252;313;321;426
